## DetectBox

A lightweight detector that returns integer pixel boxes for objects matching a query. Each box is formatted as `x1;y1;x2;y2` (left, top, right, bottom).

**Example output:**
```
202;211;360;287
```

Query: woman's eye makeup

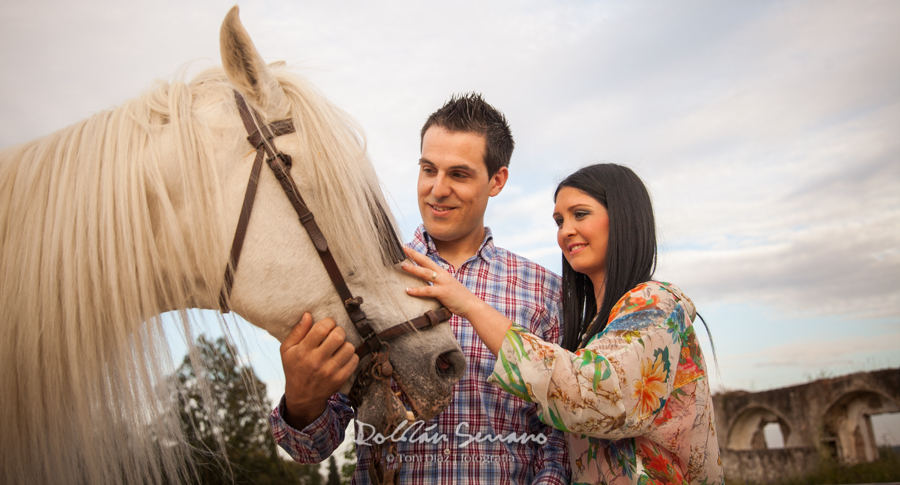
554;208;592;226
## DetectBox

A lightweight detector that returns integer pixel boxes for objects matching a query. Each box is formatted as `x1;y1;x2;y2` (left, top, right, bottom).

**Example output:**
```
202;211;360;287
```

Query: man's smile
427;203;457;214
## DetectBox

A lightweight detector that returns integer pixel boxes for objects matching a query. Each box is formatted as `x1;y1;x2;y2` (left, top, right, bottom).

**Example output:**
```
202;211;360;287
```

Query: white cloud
3;0;898;393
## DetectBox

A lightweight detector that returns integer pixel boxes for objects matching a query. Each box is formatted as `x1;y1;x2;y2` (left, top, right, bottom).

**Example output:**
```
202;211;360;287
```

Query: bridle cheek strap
218;92;295;311
218;117;292;311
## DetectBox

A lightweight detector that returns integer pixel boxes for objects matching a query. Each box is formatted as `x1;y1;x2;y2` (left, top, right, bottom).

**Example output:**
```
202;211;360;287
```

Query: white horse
0;7;464;484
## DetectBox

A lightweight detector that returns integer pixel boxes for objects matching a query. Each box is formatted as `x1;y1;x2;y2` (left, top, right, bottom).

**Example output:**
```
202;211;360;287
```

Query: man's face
417;126;508;247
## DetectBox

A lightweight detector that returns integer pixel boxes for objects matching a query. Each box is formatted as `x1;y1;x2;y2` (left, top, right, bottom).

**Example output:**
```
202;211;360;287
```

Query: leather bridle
219;88;454;485
218;90;451;359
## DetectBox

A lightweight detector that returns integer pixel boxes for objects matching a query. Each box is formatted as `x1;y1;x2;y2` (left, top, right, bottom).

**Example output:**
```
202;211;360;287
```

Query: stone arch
822;389;900;464
726;405;792;450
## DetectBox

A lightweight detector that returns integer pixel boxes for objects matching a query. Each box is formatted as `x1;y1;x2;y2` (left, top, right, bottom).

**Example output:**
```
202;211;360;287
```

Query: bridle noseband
219;90;451;359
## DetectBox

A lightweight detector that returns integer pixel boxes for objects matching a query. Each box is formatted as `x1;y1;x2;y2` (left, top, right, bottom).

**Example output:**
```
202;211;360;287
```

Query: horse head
211;5;466;433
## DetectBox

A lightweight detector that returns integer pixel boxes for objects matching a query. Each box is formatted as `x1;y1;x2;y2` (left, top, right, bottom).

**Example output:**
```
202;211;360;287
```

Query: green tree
290;463;325;485
326;456;340;485
340;433;357;485
172;335;319;484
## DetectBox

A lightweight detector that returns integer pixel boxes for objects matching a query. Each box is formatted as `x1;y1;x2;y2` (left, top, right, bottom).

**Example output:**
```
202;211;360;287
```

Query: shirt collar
411;225;496;265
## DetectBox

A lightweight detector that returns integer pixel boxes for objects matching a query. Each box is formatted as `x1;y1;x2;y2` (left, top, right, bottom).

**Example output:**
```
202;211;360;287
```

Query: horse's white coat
0;7;462;484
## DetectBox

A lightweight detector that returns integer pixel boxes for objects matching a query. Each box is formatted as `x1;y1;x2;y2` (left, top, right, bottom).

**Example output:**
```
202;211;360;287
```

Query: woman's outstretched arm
401;246;511;355
406;248;701;440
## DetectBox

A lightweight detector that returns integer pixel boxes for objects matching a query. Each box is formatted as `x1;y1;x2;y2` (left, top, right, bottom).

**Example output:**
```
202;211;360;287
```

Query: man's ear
488;167;509;197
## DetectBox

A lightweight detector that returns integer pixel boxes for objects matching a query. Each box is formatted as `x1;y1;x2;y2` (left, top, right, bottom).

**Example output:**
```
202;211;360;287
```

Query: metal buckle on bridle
371;345;393;380
347;344;394;419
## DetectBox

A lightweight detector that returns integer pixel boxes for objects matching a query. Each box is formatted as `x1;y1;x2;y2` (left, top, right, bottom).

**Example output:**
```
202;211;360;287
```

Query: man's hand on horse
280;312;359;430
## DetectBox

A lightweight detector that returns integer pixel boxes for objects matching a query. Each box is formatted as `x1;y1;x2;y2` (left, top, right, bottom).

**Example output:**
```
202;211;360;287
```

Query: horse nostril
435;350;464;381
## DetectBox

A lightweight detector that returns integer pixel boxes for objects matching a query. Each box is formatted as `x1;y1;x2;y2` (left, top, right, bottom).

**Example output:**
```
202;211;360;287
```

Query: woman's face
553;186;609;286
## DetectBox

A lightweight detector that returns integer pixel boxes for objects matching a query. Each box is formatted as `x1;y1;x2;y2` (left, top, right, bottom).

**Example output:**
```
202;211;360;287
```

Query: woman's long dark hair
556;164;657;351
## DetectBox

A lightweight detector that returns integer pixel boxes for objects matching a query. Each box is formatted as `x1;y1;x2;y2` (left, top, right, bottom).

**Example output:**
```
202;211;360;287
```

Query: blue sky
2;0;898;435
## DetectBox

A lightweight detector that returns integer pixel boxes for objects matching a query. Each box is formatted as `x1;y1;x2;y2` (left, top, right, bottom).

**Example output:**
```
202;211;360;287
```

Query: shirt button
444;448;450;455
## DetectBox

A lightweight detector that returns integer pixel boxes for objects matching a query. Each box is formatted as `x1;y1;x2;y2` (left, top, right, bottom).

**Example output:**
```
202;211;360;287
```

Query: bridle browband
219;90;451;358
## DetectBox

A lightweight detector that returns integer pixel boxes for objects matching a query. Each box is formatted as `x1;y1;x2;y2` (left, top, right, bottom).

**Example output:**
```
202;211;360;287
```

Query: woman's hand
401;247;482;320
401;247;512;356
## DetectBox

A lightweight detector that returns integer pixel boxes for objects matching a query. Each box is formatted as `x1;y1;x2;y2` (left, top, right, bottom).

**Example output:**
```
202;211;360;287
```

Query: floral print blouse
488;281;723;485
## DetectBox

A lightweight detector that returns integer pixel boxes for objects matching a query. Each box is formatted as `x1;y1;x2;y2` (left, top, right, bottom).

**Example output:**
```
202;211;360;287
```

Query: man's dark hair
555;164;658;351
420;93;514;177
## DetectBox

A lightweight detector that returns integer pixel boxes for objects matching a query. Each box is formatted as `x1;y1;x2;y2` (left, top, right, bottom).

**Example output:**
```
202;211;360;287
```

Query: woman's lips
568;243;587;256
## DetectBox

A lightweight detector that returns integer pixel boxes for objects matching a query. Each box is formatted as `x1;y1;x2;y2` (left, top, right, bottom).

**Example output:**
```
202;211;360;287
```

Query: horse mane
264;67;405;275
0;64;401;484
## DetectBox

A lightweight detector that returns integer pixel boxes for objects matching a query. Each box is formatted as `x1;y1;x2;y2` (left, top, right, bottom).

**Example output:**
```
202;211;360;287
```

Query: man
269;93;569;484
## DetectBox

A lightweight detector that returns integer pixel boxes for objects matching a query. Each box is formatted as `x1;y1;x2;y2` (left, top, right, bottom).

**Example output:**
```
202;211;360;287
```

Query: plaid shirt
270;226;569;484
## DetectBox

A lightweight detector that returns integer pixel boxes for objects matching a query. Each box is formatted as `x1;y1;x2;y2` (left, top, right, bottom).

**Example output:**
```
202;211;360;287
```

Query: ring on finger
429;270;437;282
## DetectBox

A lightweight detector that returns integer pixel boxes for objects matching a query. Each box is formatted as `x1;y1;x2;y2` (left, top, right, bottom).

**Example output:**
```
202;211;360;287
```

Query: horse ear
220;6;286;113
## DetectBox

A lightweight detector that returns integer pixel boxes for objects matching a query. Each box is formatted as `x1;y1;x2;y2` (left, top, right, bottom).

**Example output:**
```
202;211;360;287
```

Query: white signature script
354;420;547;448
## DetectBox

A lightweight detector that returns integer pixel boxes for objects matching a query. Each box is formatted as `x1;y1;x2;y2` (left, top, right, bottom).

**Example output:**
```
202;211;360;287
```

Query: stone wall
721;448;821;483
712;368;900;483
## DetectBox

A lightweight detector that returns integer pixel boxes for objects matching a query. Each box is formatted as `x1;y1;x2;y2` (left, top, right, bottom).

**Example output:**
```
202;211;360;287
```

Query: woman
402;164;723;485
